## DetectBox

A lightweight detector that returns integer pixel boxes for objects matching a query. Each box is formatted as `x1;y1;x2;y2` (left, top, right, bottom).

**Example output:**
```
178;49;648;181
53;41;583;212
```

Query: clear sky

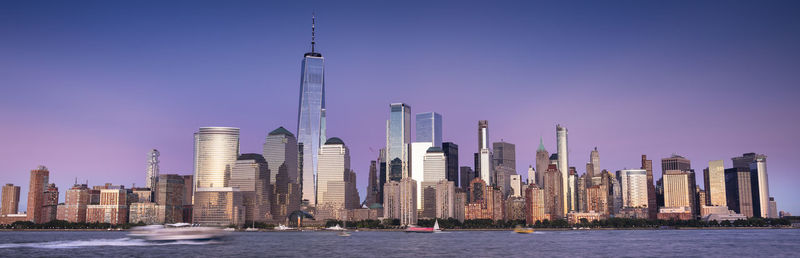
2;0;799;214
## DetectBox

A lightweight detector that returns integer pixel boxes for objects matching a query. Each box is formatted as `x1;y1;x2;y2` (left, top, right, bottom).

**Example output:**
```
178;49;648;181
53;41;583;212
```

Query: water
0;229;798;257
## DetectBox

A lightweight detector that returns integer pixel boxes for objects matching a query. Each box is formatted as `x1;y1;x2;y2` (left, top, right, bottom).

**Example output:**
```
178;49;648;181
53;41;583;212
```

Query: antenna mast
311;12;316;53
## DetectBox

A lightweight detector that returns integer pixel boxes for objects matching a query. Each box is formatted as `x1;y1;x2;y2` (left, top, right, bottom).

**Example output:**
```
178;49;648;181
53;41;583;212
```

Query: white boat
433;220;442;233
224;227;236;232
337;231;351;237
245;227;259;232
129;223;229;242
406;219;442;233
274;224;295;231
326;224;345;231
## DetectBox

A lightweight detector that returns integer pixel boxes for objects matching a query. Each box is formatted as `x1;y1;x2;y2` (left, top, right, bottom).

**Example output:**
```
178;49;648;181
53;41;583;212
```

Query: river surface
0;229;798;257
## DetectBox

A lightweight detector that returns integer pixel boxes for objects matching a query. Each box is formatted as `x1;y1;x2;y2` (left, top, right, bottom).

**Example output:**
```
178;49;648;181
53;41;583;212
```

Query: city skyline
1;1;799;214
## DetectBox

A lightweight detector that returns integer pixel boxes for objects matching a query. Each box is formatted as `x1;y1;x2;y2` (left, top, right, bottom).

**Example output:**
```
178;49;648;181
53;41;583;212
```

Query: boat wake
0;237;218;249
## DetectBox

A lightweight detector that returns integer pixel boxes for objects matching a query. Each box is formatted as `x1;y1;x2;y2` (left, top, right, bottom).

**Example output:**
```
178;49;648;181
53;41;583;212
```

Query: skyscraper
527;166;536;185
156;174;186;223
662;170;691;210
459;166;474;191
60;184;89;223
641;155;657;219
229;154;271;222
750;155;770;218
415;112;442;147
589;147;600;178
193;127;240;190
725;167;755;217
1;184;20;216
364;160;379;207
383;178;417;226
316;137;357;220
703;160;727;207
535;137;549;188
492;141;516;170
421;147;446;218
442;142;459;186
387;103;411;181
27;166;50;224
661;154;697;216
477;120;492;185
556;124;569;213
543;164;563;219
616;169;648;208
146;149;160;191
297;15;327;206
410;141;432;209
263;127;301;220
377;148;387;204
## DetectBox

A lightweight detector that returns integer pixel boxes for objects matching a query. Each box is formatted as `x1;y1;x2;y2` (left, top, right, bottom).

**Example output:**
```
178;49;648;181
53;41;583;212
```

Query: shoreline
1;226;793;232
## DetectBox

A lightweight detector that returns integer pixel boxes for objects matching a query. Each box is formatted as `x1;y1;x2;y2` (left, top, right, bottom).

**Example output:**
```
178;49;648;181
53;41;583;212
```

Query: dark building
157;174;185;223
460;166;474;192
725;167;757;217
641;155;657;219
442;142;459;187
364;160;379;207
378;149;387;204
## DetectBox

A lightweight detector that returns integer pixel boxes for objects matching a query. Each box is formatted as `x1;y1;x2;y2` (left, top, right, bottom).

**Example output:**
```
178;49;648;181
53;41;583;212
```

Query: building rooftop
268;126;294;137
426;147;443;153
238;153;267;163
325;137;344;145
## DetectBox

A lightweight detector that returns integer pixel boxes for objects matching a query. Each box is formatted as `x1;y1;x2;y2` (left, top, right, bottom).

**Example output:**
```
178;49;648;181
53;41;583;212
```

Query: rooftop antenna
311;12;316;53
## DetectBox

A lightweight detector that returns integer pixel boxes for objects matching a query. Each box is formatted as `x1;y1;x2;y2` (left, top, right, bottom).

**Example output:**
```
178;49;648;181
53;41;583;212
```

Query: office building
297;16;327;206
459;166;474;191
364;160;380;207
617;169;648;208
156;174;186;223
505;197;526;221
1;184;20;216
387;103;411;181
415;112;442;147
724;167;755;217
768;197;778;218
510;175;522;197
589;147;600;178
146;149;160;191
661;155;697;216
750;155;769;218
442;142;459;186
263;127;301;220
535;138;549;188
641;155;657;219
316;138;358;220
410;141;433;209
543;164;564;219
193;127;240;190
383;178;417;226
229;154;271;222
527;166;536;185
662;170;691;210
703;160;727;207
420;147;446;217
434;180;456;219
192;187;244;226
477;120;492;186
525;185;550;224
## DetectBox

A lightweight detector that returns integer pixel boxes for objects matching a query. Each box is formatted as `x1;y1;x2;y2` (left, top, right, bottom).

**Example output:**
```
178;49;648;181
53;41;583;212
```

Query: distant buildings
525;185;549;224
704;160;727;207
27;166;54;224
543;164;563;219
535;138;549;189
58;184;90;223
459;166;474;191
617;169;648;209
465;178;503;221
415;112;442;148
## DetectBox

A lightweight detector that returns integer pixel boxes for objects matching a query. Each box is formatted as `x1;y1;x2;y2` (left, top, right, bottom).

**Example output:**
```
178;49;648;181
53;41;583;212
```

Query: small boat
514;226;535;234
337;231;351;237
406;219;442;233
129;223;229;241
223;227;236;232
245;221;259;231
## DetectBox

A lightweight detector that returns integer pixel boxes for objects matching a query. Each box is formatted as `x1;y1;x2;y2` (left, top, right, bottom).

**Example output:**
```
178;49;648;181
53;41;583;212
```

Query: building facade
192;187;244;226
263;127;301;221
229;154;271;222
1;184;20;216
193;127;240;190
387;103;411;182
415;112;442;147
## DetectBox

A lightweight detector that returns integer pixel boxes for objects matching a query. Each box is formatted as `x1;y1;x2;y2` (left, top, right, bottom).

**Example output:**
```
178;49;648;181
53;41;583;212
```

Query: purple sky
1;1;799;214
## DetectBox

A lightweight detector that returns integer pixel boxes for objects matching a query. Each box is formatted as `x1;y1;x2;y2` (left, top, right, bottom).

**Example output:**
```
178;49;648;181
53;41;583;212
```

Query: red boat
405;220;441;233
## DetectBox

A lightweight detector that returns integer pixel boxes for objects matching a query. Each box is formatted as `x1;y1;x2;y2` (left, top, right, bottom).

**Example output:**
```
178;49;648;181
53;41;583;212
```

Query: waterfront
1;229;798;257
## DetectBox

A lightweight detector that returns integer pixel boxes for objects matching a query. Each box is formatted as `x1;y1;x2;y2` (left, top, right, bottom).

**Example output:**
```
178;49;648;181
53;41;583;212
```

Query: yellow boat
514;226;535;234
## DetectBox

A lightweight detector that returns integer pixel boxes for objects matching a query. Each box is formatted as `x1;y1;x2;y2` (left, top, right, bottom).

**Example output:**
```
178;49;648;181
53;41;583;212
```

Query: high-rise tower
146;149;160;190
297;14;326;206
415;112;442;148
556;124;569;214
535;137;549;188
387;103;411;181
477;120;492;185
589;147;599;178
193;127;240;191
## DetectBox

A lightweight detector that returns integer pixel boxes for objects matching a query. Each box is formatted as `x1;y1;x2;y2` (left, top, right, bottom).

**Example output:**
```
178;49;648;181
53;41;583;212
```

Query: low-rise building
657;206;693;221
567;211;603;224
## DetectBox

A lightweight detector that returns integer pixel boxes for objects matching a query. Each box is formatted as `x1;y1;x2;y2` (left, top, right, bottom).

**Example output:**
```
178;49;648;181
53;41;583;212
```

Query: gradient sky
2;0;799;214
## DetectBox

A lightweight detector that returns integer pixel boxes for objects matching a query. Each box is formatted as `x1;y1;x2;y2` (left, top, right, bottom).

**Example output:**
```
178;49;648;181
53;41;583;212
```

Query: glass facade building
297;51;326;206
387;103;411;181
415;112;442;147
193;127;240;192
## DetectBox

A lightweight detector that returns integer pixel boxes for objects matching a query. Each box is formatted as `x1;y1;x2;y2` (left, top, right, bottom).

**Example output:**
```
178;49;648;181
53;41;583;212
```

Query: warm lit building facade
464;178;503;221
1;184;21;216
525;185;550;224
86;189;129;225
58;184;90;223
383;178;417;226
193;187;245;226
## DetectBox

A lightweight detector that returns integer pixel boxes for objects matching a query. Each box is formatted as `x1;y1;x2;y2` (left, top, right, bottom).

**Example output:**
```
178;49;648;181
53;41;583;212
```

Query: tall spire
311;12;316;53
537;136;546;152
